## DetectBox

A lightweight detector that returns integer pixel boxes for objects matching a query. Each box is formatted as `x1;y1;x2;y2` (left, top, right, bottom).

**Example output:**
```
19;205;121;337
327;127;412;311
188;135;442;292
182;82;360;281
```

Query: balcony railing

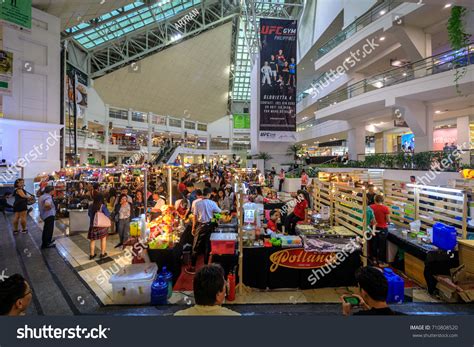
296;118;317;132
316;0;402;60
168;118;182;128
210;139;230;150
232;143;251;151
317;44;474;111
297;0;403;102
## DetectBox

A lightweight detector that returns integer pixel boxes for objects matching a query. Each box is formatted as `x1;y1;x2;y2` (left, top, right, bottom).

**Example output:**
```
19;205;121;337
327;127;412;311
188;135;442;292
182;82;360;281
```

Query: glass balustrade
316;44;473;110
297;0;403;103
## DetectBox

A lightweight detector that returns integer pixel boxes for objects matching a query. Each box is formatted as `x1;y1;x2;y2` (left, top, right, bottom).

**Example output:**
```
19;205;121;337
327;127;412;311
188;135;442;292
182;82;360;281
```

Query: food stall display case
383;180;416;228
314;180;334;225
383;181;469;291
317;169;384;189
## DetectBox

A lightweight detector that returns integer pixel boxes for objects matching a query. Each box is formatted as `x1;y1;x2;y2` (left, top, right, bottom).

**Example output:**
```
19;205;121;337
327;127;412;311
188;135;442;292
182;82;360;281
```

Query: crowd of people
0;162;402;317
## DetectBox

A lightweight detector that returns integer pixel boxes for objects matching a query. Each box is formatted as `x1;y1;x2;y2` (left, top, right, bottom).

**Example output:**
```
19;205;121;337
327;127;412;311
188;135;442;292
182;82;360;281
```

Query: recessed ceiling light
435;110;442;114
380;10;386;15
379;36;386;41
444;3;452;8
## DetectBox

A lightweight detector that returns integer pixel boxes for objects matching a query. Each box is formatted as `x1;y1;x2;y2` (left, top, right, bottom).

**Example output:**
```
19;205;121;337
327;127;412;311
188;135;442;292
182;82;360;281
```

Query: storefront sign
269;248;335;272
233;113;250;130
118;145;141;151
0;50;13;95
393;107;408;127
433;128;457;151
259;19;297;142
0;0;32;31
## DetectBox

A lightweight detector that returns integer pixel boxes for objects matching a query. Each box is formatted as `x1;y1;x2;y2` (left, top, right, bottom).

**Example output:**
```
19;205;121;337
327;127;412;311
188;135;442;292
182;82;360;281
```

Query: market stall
383;182;468;292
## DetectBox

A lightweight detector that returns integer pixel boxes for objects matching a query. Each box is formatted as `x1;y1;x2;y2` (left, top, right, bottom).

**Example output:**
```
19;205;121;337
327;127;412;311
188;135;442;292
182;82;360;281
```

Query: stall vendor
266;209;281;233
284;190;308;235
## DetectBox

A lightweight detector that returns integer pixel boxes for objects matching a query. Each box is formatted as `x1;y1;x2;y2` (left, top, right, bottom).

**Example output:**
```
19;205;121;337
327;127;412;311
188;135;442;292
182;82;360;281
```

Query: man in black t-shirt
269;55;278;81
341;266;404;316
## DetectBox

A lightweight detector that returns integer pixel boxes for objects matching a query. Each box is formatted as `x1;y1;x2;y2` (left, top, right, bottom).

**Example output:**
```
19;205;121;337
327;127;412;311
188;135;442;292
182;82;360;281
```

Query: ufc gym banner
259;19;297;142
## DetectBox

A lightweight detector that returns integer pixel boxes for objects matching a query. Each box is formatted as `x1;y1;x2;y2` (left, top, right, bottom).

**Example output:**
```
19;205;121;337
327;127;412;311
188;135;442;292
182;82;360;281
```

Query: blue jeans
117;218;130;243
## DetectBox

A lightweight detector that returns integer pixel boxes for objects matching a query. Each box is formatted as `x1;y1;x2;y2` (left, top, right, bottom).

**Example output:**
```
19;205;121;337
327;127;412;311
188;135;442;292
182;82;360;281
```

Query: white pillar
147;112;153;161
347;125;366;161
229;114;234;150
457;115;470;164
389;98;433;153
105;104;110;164
181;118;185;145
128;108;133;126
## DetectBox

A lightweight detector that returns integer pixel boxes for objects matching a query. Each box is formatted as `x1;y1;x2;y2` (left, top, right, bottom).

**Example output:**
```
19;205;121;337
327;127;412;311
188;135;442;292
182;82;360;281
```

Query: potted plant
287;144;305;165
254;152;273;170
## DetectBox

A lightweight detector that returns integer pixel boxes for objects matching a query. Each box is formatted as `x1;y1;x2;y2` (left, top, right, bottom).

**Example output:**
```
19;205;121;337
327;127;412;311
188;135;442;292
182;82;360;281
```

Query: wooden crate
458;240;474;273
404;252;427;288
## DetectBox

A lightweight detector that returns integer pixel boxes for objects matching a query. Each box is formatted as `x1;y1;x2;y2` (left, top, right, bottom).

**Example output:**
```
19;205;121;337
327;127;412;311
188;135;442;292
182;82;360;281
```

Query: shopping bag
93;206;111;228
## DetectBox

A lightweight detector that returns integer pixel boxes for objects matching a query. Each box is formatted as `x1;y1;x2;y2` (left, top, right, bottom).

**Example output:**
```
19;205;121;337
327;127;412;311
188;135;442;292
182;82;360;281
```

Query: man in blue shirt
38;186;56;249
186;182;198;206
186;188;221;275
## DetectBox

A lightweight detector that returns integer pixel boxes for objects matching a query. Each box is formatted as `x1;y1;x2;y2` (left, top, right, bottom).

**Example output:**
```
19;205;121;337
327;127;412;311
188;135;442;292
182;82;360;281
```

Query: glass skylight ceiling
231;0;286;101
232;18;252;101
68;0;201;49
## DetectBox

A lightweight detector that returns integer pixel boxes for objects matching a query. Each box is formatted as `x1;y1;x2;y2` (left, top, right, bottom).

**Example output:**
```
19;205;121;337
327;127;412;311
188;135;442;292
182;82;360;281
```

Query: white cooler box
109;263;158;305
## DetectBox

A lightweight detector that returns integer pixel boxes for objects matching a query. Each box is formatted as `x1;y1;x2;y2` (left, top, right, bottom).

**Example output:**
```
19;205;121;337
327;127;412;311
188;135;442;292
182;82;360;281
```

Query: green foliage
287;144;305;164
447;6;470;94
255;152;273;161
312;151;462;171
254;152;273;169
448;6;469;50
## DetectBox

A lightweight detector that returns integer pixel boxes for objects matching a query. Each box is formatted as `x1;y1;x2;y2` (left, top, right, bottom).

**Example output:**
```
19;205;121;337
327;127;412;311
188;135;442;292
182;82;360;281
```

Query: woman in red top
284;190;308;235
369;194;390;265
178;178;187;194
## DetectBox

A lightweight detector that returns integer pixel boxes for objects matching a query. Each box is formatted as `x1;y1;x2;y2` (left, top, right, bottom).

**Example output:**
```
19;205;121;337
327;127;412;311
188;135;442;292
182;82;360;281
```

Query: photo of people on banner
261;51;296;91
259;19;297;142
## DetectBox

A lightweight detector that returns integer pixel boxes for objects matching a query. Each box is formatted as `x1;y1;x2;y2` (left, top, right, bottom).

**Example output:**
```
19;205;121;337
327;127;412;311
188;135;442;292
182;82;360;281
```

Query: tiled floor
1;208;458;317
53;216;437;307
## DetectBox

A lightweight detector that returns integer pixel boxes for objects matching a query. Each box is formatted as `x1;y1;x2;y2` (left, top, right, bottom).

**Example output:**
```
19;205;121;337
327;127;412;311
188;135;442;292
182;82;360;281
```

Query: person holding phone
341;267;402;316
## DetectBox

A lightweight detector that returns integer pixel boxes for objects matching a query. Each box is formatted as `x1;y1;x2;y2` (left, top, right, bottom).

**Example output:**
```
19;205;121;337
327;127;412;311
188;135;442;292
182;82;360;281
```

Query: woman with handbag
88;193;111;260
12;179;34;235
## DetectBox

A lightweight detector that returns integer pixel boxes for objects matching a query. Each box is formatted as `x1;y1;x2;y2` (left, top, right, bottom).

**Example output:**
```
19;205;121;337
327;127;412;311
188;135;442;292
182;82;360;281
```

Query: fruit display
147;205;182;250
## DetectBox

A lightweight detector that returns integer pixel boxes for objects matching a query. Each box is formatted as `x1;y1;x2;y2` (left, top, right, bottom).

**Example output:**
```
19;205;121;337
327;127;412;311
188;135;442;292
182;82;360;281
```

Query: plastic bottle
150;278;168;305
158;266;173;299
227;272;236;302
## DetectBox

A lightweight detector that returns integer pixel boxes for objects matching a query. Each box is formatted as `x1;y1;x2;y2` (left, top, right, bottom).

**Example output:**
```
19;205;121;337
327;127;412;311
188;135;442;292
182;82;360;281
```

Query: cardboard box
450;265;474;303
435;276;460;303
458;240;474;273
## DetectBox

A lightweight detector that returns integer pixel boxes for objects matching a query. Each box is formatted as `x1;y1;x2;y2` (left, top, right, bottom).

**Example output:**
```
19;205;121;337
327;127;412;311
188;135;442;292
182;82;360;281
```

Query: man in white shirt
261;61;272;86
175;264;240;316
38;186;56;249
186;188;221;275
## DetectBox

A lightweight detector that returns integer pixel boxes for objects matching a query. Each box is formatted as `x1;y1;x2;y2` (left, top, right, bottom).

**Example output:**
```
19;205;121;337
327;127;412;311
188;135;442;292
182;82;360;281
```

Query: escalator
153;144;178;165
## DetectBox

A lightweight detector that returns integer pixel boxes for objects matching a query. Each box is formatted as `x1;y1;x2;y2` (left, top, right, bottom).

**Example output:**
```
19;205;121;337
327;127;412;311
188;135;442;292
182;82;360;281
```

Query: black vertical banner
259;19;297;142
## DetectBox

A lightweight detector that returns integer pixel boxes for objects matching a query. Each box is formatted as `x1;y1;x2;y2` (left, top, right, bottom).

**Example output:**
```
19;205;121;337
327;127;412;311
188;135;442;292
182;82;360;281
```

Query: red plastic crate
211;240;236;255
